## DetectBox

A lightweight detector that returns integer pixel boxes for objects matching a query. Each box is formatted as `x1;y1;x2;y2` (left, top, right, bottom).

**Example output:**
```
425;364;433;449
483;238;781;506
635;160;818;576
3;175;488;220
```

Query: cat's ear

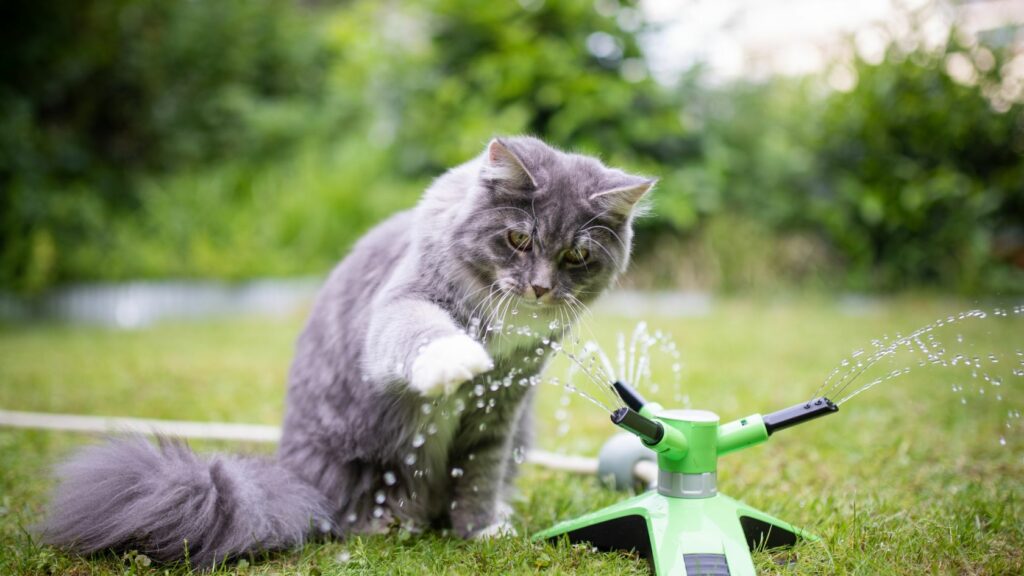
589;177;656;218
480;138;538;190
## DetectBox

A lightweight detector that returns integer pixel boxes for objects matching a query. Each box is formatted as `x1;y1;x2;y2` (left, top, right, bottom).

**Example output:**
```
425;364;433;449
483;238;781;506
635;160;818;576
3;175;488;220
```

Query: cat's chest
482;307;560;361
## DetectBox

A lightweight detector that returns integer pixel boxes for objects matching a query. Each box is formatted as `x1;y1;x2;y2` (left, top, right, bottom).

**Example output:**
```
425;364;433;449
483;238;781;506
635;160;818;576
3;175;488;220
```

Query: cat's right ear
480;138;537;191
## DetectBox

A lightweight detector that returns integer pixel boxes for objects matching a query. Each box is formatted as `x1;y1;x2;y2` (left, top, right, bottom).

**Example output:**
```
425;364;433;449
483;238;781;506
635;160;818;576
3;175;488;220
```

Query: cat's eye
562;246;590;267
508;230;532;251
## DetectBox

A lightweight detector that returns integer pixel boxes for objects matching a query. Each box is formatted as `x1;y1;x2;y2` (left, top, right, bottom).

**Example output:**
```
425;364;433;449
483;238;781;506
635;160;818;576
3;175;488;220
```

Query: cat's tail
39;435;331;569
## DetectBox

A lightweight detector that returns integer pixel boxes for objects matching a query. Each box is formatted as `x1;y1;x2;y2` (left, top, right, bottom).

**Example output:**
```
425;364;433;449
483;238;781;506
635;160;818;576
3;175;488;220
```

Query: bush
1;0;1021;294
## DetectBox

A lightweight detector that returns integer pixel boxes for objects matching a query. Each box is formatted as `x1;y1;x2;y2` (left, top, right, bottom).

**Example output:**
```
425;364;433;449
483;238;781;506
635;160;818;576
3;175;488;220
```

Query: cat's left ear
589;177;657;218
480;138;538;190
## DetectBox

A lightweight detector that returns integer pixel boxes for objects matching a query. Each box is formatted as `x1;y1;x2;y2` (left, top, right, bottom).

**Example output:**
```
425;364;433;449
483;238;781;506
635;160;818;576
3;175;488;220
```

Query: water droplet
412;434;425;448
999;437;1007;446
513;446;526;464
531;312;539;319
337;551;352;563
404;453;417;465
373;506;385;518
479;423;487;431
427;423;438;435
421;403;432;415
535;348;544;356
375;490;386;504
511;308;519;316
346;512;358;523
548;319;560;330
384;471;397;486
473;384;485;397
450;500;458;510
450;467;464;478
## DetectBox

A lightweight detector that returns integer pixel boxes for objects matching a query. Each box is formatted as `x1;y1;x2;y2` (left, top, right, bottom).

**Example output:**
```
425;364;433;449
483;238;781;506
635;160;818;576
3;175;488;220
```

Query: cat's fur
40;136;654;568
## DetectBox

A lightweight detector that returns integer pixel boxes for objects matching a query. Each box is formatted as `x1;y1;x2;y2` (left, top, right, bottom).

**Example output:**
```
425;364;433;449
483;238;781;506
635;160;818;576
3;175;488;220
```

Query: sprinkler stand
533;382;837;576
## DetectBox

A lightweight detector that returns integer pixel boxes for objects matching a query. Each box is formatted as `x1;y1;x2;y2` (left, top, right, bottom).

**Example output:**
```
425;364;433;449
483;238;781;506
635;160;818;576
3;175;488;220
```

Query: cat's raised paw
411;334;493;396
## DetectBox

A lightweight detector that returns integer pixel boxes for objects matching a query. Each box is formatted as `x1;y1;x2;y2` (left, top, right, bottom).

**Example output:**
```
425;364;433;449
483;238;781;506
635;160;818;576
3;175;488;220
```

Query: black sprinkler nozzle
612;381;648;412
611;407;664;446
763;397;838;435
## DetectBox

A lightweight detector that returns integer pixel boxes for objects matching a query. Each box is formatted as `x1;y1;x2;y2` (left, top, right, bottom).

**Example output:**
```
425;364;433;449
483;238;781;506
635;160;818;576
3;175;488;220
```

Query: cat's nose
531;284;550;298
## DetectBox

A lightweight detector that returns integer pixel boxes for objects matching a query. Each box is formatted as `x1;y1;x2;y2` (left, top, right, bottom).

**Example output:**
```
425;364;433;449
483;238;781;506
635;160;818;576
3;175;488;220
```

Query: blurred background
2;4;1024;573
1;0;1023;318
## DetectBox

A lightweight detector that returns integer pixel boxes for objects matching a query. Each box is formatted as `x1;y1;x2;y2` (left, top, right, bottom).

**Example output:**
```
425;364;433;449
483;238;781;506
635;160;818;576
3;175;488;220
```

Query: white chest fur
481;304;562;360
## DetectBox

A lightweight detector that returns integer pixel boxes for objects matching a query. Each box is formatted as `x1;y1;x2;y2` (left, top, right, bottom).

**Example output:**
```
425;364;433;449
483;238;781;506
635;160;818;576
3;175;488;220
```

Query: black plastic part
684;554;731;575
739;516;799;551
762;397;838;436
612;380;647;412
611;407;664;445
555;514;654;572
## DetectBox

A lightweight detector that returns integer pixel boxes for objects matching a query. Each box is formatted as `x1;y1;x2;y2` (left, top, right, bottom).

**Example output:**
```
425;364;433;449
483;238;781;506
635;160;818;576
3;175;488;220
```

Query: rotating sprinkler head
534;380;840;576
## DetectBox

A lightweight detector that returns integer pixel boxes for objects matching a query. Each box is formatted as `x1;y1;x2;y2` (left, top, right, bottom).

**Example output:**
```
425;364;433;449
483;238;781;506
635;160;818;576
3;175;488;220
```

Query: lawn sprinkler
533;381;839;576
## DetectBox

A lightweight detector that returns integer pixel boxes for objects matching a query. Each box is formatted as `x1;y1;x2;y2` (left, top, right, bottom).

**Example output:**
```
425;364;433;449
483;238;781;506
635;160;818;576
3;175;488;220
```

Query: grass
1;295;1022;575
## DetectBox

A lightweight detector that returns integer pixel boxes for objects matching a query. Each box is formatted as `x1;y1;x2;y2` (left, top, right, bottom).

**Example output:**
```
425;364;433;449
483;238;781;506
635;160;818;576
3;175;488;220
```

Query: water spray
533;380;839;576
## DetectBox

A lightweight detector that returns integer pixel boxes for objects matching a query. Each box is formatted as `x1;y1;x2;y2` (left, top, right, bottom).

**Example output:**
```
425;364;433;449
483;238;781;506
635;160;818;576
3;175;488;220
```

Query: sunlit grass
1;295;1022;574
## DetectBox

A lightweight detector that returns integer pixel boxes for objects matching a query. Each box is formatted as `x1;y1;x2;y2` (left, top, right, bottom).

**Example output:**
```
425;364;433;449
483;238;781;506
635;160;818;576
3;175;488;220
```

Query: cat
40;136;654;568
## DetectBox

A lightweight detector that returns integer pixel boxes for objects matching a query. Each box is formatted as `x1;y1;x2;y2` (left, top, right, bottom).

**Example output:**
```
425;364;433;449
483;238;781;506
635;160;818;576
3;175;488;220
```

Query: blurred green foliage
1;0;1021;294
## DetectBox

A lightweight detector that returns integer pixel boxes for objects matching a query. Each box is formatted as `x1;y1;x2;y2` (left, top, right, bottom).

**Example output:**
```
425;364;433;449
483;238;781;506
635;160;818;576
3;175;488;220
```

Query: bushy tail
40;436;330;569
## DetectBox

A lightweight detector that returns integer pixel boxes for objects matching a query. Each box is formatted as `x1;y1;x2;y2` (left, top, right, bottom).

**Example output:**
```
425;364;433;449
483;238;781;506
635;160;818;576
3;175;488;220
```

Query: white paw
411;334;494;396
473;520;517;540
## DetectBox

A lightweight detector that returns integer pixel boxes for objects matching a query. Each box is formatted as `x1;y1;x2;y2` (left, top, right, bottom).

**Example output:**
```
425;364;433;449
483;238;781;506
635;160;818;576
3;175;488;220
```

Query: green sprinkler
533;381;839;576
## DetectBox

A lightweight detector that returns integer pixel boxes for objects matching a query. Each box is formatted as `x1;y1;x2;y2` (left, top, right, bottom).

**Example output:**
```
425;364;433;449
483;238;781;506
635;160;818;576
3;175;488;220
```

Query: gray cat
40;136;654;568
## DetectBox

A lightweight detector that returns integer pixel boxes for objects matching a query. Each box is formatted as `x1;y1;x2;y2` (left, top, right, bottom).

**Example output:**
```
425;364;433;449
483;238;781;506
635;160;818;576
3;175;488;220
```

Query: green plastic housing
534;397;835;575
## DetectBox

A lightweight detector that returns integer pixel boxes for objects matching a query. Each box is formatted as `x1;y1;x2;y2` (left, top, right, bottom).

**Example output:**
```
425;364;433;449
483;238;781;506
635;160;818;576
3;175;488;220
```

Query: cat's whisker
482;290;512;342
581;224;627;253
583;237;622;272
576;207;615;234
466;283;501;335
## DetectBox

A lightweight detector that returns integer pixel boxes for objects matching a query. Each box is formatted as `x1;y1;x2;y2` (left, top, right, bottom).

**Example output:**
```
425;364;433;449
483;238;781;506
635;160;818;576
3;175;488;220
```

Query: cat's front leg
449;435;517;539
446;414;520;537
366;297;493;396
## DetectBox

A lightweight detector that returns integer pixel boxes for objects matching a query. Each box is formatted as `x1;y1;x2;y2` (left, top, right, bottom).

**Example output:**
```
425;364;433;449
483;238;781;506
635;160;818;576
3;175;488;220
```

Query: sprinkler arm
610;407;689;457
611;381;838;460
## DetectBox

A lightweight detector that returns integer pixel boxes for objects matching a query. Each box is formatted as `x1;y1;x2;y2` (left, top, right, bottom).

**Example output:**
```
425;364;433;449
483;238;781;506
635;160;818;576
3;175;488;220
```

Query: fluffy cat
40;136;654;568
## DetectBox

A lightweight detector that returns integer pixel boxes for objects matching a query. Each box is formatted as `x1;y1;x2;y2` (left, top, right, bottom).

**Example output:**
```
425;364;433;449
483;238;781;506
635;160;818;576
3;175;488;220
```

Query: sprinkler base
533;489;812;575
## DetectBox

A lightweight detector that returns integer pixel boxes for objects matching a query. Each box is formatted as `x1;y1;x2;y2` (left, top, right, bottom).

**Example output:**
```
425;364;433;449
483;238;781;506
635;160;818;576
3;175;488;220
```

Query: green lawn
1;296;1022;575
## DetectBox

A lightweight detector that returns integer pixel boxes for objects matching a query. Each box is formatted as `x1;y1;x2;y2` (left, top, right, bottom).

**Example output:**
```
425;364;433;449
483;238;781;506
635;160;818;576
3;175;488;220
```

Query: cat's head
453;136;654;312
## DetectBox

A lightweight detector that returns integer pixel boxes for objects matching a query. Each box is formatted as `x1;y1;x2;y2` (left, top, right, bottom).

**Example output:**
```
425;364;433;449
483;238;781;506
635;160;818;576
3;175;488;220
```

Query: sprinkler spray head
762;397;838;435
610;407;664;445
612;381;647;412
